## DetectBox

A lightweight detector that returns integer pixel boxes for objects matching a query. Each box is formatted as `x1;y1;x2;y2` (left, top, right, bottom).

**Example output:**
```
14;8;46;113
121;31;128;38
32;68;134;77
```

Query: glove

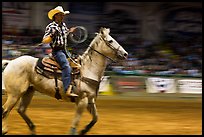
69;27;76;33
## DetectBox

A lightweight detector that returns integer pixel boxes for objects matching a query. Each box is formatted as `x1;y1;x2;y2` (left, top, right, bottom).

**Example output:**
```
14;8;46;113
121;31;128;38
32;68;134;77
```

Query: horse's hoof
30;128;36;135
70;127;78;135
2;127;8;135
2;131;8;135
79;129;87;135
31;132;36;135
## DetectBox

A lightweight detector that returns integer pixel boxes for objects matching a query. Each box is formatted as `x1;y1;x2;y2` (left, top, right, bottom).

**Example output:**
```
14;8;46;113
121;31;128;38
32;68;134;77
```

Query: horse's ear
99;27;104;34
99;27;110;35
106;28;110;34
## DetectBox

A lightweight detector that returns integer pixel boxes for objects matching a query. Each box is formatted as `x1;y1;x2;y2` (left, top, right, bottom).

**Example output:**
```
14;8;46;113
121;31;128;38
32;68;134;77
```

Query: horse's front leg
79;98;98;135
69;96;88;135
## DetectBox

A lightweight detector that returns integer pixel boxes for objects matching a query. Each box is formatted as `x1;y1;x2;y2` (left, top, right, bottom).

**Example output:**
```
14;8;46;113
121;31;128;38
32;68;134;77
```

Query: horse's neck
81;37;107;82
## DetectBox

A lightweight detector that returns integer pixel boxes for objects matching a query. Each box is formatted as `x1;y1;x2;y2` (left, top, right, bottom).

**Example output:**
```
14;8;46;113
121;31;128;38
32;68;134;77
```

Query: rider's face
54;13;65;23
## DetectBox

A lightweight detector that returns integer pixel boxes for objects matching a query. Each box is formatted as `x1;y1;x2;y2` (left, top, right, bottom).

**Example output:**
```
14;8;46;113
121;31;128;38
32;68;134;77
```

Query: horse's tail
2;60;11;72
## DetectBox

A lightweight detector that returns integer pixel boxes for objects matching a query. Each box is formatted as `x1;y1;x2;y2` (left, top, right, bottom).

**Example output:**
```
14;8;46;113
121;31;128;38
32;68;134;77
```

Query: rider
41;6;78;97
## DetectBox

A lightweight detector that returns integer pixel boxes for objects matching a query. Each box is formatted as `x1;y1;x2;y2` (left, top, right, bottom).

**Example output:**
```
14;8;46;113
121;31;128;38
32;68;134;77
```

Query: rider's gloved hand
69;27;76;33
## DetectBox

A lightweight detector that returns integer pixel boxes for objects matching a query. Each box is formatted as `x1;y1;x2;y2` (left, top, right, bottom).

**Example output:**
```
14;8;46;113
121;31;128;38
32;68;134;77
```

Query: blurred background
1;2;202;135
2;2;202;95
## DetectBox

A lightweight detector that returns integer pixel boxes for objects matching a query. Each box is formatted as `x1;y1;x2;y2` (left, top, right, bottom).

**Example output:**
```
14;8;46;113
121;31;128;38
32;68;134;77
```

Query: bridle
79;34;123;96
79;32;126;96
88;34;124;62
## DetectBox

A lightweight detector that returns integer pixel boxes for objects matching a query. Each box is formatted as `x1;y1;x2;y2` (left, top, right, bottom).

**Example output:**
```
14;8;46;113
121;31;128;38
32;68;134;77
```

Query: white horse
2;27;128;135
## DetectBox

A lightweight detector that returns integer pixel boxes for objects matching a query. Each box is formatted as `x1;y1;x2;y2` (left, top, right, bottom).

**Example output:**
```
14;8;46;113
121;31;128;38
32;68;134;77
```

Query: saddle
35;54;81;100
35;54;81;80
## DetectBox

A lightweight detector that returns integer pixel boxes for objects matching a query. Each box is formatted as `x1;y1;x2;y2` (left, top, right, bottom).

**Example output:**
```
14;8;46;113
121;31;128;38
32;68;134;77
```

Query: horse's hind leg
2;93;21;135
16;86;36;135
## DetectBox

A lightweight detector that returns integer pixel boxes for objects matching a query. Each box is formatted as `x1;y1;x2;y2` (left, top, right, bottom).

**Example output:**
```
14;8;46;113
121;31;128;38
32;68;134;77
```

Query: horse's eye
108;40;113;43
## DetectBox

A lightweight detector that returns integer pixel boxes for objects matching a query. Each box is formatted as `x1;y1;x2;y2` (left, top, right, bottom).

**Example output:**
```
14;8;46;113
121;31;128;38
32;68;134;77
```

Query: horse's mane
81;31;103;61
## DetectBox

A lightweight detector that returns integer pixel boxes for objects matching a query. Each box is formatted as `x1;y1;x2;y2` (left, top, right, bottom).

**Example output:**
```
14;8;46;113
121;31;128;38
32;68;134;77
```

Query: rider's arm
69;27;76;33
42;35;52;44
42;26;56;44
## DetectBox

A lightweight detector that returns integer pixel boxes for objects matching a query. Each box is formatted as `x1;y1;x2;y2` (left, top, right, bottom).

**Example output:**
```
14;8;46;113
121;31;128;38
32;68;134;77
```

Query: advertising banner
146;77;176;93
177;79;202;94
111;76;146;93
99;76;114;95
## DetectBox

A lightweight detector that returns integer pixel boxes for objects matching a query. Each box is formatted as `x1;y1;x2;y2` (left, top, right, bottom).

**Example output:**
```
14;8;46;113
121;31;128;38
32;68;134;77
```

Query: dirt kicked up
2;94;202;135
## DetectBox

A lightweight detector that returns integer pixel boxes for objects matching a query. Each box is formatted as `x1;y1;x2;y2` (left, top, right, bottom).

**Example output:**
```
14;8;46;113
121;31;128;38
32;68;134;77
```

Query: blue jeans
52;50;72;92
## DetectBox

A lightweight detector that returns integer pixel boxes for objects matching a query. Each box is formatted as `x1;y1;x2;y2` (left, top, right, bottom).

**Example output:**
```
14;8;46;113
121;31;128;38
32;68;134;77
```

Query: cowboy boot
66;85;78;97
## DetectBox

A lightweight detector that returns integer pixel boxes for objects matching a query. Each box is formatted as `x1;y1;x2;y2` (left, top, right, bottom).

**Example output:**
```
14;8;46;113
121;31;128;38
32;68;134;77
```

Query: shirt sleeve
63;23;69;33
43;25;56;39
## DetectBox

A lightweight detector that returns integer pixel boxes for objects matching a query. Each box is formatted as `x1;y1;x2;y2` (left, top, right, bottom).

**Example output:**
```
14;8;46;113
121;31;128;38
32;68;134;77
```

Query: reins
77;32;119;97
81;34;121;63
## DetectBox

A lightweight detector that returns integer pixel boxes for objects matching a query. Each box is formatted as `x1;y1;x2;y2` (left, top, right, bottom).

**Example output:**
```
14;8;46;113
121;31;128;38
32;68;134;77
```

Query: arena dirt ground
2;94;202;135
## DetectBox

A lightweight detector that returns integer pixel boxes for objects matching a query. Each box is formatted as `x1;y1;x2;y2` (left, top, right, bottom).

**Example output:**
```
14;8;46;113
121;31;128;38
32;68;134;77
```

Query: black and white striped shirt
43;21;69;50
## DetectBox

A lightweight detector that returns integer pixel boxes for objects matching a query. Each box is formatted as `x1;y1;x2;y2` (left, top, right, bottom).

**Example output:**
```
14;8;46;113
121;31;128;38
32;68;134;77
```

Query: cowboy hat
48;6;70;20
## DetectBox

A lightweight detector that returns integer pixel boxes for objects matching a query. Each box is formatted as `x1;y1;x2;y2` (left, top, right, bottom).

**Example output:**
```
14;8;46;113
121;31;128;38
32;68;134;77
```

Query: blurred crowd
2;30;202;78
108;35;202;77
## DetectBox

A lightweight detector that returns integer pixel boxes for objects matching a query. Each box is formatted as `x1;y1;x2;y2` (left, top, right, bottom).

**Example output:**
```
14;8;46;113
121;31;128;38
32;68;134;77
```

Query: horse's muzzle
117;52;128;60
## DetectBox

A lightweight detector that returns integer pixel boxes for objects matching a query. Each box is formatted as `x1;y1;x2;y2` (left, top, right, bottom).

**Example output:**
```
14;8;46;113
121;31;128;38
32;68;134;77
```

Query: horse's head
97;27;128;61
